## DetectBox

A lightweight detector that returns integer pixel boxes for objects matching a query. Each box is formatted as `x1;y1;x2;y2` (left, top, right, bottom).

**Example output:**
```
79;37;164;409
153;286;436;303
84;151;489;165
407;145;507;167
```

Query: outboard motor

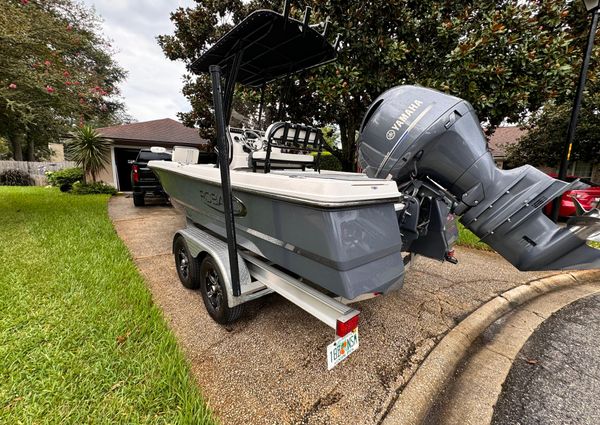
359;85;600;271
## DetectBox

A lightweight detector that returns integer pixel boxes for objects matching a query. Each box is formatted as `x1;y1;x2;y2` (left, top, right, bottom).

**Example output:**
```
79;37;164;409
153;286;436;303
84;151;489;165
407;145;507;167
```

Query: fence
0;160;77;186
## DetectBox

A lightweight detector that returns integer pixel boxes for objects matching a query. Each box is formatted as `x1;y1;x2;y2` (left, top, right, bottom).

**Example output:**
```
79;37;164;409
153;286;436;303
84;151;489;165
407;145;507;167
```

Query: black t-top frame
199;2;337;297
192;9;337;87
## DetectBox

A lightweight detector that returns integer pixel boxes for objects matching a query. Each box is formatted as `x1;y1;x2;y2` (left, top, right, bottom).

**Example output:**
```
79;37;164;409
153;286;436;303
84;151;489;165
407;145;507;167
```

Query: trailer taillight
336;313;359;337
132;165;139;183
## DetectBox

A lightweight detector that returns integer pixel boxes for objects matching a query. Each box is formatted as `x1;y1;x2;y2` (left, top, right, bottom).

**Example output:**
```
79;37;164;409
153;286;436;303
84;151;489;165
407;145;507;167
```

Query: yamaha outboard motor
359;85;600;271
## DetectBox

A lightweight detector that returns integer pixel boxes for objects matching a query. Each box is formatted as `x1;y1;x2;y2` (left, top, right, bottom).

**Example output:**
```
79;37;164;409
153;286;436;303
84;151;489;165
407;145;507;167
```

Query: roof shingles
96;118;209;147
488;126;526;159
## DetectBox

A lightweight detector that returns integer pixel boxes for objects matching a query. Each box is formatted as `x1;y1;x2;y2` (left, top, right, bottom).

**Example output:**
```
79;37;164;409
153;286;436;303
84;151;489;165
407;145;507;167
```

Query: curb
382;269;600;425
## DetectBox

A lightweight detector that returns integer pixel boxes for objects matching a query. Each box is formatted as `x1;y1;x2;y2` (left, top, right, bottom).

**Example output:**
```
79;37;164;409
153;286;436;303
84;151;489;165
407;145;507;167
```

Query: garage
113;147;140;191
93;118;210;190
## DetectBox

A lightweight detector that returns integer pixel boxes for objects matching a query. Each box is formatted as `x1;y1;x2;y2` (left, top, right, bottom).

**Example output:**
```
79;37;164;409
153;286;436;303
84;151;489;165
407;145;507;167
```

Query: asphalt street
492;293;600;425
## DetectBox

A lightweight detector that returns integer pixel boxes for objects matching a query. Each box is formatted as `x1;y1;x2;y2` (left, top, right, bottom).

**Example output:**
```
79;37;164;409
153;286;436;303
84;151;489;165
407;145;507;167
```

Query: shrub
70;181;117;195
46;167;84;192
68;125;111;182
0;169;31;186
318;152;343;171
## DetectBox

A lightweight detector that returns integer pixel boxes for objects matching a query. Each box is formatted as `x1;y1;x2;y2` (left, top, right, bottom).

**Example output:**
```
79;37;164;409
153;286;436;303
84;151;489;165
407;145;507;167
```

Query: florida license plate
327;328;359;370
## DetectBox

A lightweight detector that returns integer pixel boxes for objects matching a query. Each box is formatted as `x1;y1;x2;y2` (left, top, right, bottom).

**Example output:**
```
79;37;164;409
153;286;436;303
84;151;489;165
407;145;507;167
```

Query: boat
150;7;407;300
151;2;600;305
151;162;405;299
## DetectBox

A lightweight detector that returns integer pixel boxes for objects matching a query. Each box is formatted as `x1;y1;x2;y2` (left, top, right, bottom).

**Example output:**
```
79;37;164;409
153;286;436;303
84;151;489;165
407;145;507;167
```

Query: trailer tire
199;255;244;324
133;193;145;207
173;236;200;289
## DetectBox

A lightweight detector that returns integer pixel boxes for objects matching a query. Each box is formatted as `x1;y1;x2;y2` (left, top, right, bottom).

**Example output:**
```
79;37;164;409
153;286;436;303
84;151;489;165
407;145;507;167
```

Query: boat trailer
162;0;600;370
174;220;365;370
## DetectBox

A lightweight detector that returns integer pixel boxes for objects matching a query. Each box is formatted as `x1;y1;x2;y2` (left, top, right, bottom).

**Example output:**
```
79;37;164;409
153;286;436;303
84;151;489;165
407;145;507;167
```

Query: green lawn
0;187;214;424
456;222;493;251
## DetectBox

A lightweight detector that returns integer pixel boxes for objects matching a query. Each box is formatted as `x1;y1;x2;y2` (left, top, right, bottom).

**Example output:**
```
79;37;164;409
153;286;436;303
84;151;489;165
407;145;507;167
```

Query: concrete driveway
108;195;550;425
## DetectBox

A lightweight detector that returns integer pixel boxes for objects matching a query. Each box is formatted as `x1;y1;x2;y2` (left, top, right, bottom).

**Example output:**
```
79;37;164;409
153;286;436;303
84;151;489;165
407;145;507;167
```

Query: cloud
82;0;196;123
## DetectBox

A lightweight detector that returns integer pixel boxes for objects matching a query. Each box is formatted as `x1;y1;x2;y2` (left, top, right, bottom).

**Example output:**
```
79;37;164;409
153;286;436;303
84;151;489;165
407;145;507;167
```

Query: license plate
327;328;359;370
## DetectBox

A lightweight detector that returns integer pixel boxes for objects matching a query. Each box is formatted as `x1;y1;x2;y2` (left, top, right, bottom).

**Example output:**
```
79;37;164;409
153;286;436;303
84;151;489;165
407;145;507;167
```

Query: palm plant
68;125;111;183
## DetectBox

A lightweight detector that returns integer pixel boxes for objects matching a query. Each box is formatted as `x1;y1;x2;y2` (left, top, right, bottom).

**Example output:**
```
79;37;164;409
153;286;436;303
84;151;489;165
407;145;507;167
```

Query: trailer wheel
133;193;145;207
199;256;244;324
173;236;200;289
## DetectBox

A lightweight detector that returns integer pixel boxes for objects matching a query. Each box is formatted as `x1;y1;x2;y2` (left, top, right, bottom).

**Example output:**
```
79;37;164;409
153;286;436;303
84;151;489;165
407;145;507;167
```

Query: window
138;151;172;161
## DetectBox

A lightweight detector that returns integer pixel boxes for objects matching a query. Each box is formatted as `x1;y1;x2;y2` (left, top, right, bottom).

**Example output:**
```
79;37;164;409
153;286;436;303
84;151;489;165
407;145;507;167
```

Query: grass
456;222;494;251
0;187;214;424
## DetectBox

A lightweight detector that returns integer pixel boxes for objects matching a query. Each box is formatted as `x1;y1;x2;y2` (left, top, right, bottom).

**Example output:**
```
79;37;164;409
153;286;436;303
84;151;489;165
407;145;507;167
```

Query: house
95;118;209;191
487;126;599;184
487;126;526;169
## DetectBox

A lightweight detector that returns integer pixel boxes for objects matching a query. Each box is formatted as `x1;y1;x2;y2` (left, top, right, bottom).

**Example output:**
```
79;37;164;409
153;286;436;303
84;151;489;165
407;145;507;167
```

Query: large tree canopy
507;57;600;169
159;0;592;170
0;0;127;160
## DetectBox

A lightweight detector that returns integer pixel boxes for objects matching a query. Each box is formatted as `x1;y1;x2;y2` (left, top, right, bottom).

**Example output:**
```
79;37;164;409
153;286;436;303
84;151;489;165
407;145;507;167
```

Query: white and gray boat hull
151;165;405;299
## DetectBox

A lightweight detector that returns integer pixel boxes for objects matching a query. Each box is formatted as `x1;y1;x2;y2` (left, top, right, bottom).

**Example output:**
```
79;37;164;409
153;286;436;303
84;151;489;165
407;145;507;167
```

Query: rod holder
322;17;330;37
282;0;290;31
334;34;341;50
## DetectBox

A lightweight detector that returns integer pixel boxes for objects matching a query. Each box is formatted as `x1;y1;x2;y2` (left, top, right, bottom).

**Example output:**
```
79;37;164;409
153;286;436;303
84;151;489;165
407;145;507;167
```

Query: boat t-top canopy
191;8;338;87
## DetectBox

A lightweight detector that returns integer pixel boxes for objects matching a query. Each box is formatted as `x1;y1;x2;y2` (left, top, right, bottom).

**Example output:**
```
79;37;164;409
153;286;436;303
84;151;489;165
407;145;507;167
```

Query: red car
543;175;600;218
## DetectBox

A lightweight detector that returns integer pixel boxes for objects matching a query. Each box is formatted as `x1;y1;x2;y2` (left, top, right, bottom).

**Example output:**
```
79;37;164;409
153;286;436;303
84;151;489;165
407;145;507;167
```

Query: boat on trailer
150;2;405;369
150;5;407;302
151;1;600;369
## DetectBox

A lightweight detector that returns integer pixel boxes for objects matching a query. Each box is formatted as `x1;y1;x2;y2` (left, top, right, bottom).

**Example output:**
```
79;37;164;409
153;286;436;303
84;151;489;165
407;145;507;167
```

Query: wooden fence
0;160;77;186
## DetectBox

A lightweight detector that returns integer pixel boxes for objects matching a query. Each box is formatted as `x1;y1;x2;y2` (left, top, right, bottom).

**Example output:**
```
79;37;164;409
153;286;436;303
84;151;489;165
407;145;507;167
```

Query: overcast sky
82;0;195;123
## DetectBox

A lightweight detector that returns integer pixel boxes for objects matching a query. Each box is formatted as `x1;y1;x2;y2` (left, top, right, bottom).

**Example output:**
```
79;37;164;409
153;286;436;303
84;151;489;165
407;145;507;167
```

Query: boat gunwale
151;164;401;208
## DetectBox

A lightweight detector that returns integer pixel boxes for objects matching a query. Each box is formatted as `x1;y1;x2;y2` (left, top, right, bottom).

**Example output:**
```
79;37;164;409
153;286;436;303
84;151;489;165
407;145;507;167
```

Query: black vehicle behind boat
130;148;171;206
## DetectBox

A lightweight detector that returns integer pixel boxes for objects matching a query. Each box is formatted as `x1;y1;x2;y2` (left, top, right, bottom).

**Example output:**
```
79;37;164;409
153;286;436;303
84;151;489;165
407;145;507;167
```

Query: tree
506;39;600;169
0;0;127;161
67;125;111;183
506;92;600;168
0;136;10;159
159;0;593;171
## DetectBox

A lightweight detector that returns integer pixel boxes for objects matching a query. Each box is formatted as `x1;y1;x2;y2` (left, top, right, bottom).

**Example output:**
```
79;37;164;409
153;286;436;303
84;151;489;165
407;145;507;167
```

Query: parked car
130;148;171;206
543;175;600;218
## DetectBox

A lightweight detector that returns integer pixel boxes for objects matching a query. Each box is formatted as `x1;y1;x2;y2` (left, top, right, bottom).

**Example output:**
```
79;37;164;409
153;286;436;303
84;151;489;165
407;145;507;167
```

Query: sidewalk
108;195;553;424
